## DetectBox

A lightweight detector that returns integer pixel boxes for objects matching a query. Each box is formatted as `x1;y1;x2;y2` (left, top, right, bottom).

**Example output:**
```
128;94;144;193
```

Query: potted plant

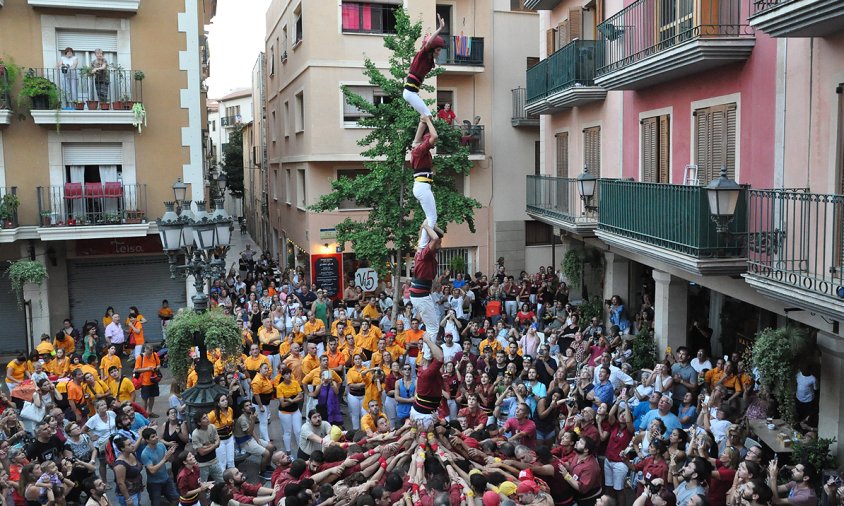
5;259;48;308
110;63;127;110
40;211;52;227
746;327;809;425
72;100;84;110
104;212;121;224
99;101;111;110
0;193;20;229
66;214;76;226
132;102;147;133
165;308;242;386
20;73;58;110
0;59;21;111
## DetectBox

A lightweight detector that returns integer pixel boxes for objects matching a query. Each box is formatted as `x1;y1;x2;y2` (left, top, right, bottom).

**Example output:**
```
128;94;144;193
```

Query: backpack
104;434;118;466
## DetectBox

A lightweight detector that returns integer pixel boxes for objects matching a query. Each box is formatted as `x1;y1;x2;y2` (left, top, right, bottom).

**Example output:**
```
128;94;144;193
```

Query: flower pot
99;102;111;110
112;101;124;110
86;100;99;110
73;102;84;110
2;220;13;229
30;95;51;110
41;216;51;227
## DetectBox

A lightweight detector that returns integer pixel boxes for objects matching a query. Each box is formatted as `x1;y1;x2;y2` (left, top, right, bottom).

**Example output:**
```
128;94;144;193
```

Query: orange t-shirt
66;380;84;405
129;320;145;346
134;353;160;386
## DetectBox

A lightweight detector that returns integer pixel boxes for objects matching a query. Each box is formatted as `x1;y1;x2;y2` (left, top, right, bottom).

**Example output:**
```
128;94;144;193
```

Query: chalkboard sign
311;254;342;300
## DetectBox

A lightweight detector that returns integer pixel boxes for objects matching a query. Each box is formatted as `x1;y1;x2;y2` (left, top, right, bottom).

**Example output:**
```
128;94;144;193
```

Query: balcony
595;0;755;90
0;72;10;126
220;115;242;128
437;36;484;74
526;175;599;235
27;0;139;12
36;183;150;240
525;40;606;116
749;0;844;37
745;189;844;319
25;67;144;126
524;0;562;9
596;179;748;275
511;87;539;127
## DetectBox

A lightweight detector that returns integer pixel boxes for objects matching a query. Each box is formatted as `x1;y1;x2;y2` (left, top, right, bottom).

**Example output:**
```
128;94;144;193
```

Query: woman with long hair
112;436;144;506
206;394;234;472
19;462;43;506
82;326;99;365
535;389;565;448
274;367;302;456
162;407;188;481
704;446;740;506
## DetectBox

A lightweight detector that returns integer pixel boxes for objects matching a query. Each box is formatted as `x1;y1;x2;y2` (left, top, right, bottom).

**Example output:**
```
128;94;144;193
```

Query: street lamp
158;180;234;430
216;172;227;195
705;166;742;234
576;165;598;212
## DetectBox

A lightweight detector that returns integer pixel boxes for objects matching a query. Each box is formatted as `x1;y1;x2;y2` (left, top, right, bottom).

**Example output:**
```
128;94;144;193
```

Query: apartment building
0;0;216;351
209;87;251;218
261;0;539;281
525;0;844;455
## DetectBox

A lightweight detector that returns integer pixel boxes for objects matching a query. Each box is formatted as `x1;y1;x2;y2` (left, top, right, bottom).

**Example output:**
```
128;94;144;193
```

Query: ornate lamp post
576;165;598;212
156;179;234;430
705;166;742;234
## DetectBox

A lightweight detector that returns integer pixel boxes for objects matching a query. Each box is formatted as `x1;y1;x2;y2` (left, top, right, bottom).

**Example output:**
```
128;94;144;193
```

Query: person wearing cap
515;479;553;505
560;436;602;505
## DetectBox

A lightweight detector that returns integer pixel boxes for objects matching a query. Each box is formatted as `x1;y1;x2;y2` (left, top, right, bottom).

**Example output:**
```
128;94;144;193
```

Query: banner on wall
310;253;343;300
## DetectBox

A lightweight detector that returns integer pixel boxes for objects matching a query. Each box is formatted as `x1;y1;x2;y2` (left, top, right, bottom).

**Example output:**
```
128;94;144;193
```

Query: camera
645;479;662;494
61;64;69;74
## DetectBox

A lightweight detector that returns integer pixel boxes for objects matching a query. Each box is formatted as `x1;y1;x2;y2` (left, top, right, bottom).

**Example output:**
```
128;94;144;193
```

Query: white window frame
284;101;291;138
294;91;304;133
341;84;389;128
296;168;306;210
690;93;742;183
273;169;279;200
293;3;303;48
285;168;292;205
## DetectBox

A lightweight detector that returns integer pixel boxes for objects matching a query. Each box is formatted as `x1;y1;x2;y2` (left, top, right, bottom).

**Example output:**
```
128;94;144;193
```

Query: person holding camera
631;477;677;506
57;47;79;107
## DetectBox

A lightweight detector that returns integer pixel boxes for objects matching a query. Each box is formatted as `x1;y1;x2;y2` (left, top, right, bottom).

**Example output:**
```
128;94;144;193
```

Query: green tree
311;9;480;319
223;125;244;198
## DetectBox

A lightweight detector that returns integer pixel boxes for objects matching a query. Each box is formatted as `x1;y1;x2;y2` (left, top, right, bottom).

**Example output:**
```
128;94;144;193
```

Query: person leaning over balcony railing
90;49;110;103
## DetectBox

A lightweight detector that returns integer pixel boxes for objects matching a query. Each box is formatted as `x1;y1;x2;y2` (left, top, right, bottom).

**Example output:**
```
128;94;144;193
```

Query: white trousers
278;409;301;453
402;89;432;117
384;396;398;429
216;436;235;471
412;295;439;350
257;406;270;442
134;344;143;359
347;394;364;430
413;181;437;249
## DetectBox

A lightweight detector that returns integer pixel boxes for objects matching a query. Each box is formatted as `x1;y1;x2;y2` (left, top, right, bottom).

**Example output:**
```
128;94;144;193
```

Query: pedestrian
133;345;161;417
139;428;179;506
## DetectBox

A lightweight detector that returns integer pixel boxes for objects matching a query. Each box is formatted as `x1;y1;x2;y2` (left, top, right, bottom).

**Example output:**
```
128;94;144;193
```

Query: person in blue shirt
591;366;615;407
638;395;681;436
139;428;179;506
122;403;151;432
633;392;660;429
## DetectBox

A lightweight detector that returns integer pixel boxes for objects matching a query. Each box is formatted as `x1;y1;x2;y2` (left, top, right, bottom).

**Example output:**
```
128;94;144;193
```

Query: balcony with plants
526;174;600;235
596;178;748;275
745;189;844;319
749;0;844;37
0;60;17;125
595;0;756;90
26;0;140;13
525;39;605;116
19;66;145;127
36;182;149;240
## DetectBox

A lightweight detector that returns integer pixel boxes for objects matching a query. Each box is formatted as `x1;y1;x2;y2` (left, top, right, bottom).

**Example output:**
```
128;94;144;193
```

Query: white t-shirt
795;372;818;403
711;418;731;444
84;411;117;450
441;342;462;363
690;358;712;373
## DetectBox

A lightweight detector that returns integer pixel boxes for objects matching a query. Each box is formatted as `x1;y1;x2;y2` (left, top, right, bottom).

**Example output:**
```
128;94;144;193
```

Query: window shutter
546;28;556;57
555;132;569;178
343;86;373;116
584;126;601;178
568;8;583;42
56;31;118;52
62;143;123;165
710;105;726;182
558;21;567;49
658;115;670;183
695;108;710;182
725;104;737;180
641;117;657;182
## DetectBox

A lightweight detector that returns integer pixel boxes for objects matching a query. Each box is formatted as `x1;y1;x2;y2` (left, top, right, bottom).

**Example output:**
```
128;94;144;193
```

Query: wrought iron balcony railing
596;0;755;76
527;39;599;105
37;183;148;227
747;189;844;300
25;67;143;110
526;175;599;227
598;179;747;258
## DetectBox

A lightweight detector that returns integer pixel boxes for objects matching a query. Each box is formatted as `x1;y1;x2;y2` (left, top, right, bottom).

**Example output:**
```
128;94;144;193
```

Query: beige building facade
261;0;538;280
0;0;215;351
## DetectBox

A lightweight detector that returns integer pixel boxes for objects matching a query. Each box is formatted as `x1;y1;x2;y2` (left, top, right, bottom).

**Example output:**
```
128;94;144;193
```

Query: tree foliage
223;125;245;198
745;326;809;425
164;308;242;387
310;9;481;279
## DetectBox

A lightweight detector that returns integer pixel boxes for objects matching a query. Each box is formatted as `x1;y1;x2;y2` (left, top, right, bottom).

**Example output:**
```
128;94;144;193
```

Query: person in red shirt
411;115;441;249
623;438;670;496
561;436;603;505
437;103;456;125
601;397;635;506
222;468;277;505
402;15;446;128
502;402;537;449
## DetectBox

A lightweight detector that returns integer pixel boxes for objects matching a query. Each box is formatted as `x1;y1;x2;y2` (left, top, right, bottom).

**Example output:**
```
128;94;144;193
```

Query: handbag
20;400;46;423
150;369;162;384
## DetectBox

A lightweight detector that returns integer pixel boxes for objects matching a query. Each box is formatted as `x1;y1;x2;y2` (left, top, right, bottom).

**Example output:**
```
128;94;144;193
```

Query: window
273;169;279;200
285;169;292;204
343;86;391;124
510;0;531;11
451;173;465;196
293;4;303;46
294;92;304;132
555;132;568;177
342;2;399;34
271;109;277;143
211;120;215;132
270;44;275;75
642;115;670;183
583;126;601;177
283;101;290;137
282;26;288;61
695;103;736;182
436;248;472;277
525;221;556;246
337;169;369;209
436;90;454;113
296;169;306;209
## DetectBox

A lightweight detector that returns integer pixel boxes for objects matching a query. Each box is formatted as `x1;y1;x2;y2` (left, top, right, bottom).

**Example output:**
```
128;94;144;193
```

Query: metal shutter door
0;277;29;355
56;31;119;53
62;144;123;165
68;257;187;343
